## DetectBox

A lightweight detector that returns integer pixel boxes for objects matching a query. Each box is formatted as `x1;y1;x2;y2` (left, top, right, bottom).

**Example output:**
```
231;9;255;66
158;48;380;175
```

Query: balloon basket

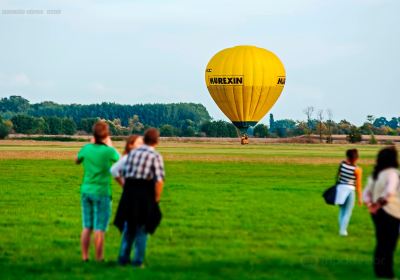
240;135;249;145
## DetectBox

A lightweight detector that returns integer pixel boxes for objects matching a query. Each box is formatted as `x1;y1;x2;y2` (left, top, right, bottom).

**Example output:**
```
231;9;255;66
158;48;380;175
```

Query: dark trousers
372;208;400;278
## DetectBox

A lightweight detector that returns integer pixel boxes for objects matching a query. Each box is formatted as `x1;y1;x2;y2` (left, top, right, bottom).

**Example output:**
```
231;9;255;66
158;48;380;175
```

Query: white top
335;184;355;205
110;154;127;178
363;168;400;219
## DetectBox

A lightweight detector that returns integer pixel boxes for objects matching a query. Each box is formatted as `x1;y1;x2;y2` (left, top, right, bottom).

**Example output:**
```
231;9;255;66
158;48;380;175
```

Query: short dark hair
93;121;109;144
144;128;159;145
373;147;399;180
346;149;359;161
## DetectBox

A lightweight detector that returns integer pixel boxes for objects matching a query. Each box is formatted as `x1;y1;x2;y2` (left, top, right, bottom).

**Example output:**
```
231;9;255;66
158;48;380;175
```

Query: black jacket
113;178;162;234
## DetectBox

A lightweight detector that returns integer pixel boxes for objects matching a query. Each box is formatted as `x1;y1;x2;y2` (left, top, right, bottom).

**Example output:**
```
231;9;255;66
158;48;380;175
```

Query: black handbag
322;163;342;205
323;185;337;205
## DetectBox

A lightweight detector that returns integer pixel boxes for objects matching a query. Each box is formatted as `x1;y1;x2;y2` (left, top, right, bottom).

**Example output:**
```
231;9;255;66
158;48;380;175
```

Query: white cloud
88;82;107;93
0;72;31;87
13;73;31;86
0;72;54;89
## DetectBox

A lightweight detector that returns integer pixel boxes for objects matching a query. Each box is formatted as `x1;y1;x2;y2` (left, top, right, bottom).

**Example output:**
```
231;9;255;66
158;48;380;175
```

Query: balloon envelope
205;45;286;133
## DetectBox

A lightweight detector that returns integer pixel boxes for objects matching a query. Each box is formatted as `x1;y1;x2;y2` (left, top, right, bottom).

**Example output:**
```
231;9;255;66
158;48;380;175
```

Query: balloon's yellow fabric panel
205;45;285;128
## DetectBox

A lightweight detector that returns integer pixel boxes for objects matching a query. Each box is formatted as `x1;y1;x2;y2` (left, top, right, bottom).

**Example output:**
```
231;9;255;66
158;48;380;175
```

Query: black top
114;178;162;234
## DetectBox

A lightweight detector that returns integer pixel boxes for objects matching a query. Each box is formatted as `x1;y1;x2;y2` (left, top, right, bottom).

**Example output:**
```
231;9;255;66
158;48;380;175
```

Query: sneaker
339;230;348;236
132;261;145;269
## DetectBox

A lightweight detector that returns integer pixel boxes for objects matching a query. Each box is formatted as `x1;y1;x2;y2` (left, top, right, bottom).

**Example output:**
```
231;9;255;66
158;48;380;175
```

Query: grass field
0;140;397;279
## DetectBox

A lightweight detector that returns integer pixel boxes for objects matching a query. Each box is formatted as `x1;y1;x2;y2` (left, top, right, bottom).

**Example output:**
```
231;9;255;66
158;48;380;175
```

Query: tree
366;115;377;143
326;109;333;143
253;124;269;138
79;118;99;134
129;115;144;134
11;115;32;133
182;126;195;137
200;121;237;137
44;116;63;135
11;115;48;134
303;106;315;136
367;115;375;124
373;117;388;128
269;114;275;133
111;119;130;136
347;126;362;143
62;118;77;135
317;109;324;143
0;96;30;113
293;121;308;136
273;119;296;137
0;117;12;139
276;127;287;137
338;120;352;134
160;124;176;136
369;133;378;145
388;117;399;130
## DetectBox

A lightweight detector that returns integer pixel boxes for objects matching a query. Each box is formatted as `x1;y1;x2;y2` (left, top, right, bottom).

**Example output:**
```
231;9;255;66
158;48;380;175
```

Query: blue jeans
338;190;355;234
118;223;148;265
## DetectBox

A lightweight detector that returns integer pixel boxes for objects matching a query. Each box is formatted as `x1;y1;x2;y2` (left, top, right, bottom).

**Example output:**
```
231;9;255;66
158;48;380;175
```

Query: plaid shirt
122;145;165;181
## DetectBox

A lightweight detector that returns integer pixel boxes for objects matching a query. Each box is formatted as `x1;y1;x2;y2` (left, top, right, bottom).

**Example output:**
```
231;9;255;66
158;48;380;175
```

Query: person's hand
104;136;113;147
115;177;124;187
368;203;380;214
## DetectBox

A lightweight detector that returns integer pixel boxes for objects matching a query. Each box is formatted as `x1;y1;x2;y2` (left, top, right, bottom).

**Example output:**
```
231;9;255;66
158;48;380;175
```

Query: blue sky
0;0;399;125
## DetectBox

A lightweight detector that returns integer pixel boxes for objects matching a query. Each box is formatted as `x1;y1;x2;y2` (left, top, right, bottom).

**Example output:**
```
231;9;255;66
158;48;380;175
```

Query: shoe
132;261;145;269
339;230;348;236
118;258;130;266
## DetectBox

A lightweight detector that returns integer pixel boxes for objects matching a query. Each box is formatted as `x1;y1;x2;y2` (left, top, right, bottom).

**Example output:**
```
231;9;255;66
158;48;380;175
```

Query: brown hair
93;121;110;144
346;149;359;162
124;135;140;155
144;128;159;145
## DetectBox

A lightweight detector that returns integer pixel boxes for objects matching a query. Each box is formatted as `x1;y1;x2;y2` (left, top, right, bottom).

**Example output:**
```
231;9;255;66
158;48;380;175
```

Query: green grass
0;142;394;279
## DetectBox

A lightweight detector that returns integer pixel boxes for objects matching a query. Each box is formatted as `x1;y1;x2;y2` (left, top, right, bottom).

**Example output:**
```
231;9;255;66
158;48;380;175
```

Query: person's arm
115;177;125;187
110;155;126;187
90;136;113;146
363;177;373;205
381;171;399;203
367;172;399;214
76;146;85;164
355;167;363;206
154;155;165;202
155;180;164;203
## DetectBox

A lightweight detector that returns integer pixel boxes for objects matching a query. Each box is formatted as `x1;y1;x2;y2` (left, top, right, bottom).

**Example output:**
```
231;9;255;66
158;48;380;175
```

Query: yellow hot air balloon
205;45;286;143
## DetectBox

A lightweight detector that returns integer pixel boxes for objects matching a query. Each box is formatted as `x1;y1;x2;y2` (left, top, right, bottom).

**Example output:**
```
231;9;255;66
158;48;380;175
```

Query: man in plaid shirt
123;137;165;190
113;128;165;267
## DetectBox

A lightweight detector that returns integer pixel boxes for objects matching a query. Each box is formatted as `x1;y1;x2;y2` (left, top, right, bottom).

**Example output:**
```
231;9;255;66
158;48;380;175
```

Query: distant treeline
0;95;214;137
0;96;399;143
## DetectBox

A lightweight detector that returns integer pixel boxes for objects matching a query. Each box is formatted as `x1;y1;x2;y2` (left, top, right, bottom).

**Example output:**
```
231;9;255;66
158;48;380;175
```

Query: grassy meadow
0;140;396;279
